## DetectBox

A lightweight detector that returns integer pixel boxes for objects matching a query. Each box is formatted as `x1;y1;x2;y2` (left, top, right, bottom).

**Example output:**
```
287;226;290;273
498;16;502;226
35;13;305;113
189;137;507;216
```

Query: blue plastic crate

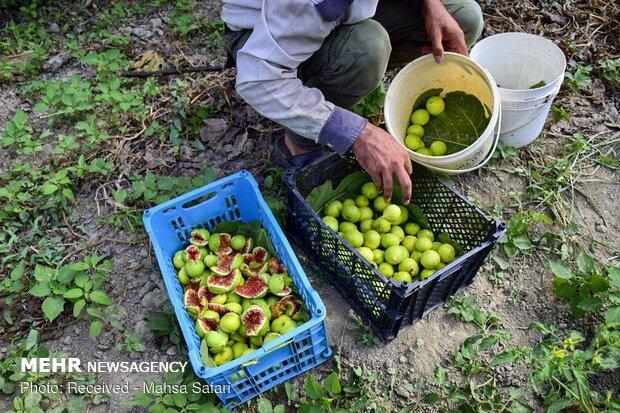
143;170;332;408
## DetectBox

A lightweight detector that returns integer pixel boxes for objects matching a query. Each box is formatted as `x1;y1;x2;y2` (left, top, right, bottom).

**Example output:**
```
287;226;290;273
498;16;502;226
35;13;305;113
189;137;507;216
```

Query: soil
0;0;618;412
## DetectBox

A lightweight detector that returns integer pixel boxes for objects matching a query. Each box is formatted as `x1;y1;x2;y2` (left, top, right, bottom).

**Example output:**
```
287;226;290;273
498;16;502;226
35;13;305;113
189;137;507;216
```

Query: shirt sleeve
234;0;368;154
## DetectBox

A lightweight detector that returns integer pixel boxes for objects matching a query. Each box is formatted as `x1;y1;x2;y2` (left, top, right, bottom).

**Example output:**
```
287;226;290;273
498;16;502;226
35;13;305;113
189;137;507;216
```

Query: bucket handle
470;108;502;170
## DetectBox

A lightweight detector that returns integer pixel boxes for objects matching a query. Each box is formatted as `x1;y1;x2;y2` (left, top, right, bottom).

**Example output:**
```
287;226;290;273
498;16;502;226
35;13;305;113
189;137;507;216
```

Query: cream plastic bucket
470;33;566;147
384;52;501;175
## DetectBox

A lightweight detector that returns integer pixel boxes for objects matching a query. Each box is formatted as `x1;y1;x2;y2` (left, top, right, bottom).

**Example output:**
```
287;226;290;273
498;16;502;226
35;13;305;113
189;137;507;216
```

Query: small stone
399;356;407;364
130;351;141;359
395;387;410;399
134;320;155;342
558;322;567;329
139;281;155;297
97;342;111;350
141;290;161;312
149;17;163;27
166;346;178;356
595;224;607;234
48;23;60;33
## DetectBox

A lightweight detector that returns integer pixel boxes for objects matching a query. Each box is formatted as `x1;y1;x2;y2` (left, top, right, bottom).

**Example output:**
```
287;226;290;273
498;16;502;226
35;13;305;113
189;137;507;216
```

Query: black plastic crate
284;154;505;342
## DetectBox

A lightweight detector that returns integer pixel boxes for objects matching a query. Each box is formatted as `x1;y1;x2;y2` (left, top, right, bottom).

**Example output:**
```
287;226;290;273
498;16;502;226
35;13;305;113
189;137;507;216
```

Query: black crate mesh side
409;171;491;250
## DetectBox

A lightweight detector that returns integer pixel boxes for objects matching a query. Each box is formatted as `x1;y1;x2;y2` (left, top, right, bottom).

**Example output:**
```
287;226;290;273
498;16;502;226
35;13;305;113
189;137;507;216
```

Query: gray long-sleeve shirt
222;0;381;154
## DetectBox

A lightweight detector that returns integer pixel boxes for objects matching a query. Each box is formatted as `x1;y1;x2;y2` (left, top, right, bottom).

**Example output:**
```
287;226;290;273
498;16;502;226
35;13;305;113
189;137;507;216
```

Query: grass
0;0;618;412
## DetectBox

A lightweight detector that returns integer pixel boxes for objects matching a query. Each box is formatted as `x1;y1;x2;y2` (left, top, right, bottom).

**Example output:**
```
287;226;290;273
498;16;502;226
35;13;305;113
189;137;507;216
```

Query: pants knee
338;20;391;95
453;0;484;47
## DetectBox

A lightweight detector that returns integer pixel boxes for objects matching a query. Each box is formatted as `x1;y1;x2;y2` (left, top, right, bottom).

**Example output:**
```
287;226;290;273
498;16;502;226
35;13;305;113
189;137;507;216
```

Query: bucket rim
470;32;567;94
385;52;501;164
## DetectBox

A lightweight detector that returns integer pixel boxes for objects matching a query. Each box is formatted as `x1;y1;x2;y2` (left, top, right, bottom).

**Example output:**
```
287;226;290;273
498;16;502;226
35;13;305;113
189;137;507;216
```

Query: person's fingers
370;172;383;194
404;157;413;175
429;28;444;63
453;33;468;56
395;166;412;205
382;170;393;201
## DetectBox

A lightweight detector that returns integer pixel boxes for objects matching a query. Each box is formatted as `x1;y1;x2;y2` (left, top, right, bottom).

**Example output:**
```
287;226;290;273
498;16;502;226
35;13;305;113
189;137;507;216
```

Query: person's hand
422;0;468;62
352;123;413;204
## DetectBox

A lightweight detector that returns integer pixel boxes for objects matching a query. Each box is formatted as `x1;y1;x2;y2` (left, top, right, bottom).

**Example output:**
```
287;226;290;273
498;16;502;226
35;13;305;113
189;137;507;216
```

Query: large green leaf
306;171;370;212
422;91;490;154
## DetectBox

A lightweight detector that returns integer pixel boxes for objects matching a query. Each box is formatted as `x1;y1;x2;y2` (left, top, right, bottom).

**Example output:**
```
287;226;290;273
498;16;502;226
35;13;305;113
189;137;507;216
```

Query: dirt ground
0;0;618;412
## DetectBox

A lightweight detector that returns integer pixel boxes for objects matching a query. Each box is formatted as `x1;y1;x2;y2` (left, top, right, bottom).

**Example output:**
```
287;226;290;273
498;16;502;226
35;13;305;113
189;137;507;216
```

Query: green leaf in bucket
422;90;490;155
529;80;546;89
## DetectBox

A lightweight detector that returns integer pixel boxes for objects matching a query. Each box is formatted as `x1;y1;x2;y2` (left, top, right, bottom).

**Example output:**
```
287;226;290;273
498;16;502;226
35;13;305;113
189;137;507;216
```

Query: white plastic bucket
470;33;566;148
384;52;501;175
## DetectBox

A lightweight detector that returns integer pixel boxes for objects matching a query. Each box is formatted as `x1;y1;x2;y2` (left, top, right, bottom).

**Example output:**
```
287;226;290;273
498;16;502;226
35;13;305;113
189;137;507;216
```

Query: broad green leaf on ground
605;306;620;324
306;170;369;212
324;372;341;395
89;320;103;338
609;266;620;287
422;90;490;154
303;375;324;400
549;260;573;279
25;329;38;350
42;296;64;321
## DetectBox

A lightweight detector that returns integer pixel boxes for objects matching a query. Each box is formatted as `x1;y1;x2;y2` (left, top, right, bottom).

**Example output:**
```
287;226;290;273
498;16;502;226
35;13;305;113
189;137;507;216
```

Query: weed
347;311;380;346
497;207;552;259
550;254;618;318
565;62;592;92
597;58;619;84
423;296;531;412
526;322;619;413
550;105;570;122
354;83;386;124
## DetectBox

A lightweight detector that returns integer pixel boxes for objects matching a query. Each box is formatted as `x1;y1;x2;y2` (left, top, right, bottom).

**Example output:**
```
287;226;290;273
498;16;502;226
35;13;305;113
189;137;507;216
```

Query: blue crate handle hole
182;191;218;209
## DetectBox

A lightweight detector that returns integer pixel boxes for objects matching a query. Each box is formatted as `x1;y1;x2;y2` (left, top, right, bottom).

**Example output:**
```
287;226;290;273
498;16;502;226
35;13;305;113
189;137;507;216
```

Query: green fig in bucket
410;108;430;125
407;124;424;137
426;96;445;116
416;147;434;156
405;135;424;151
430;141;447;156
